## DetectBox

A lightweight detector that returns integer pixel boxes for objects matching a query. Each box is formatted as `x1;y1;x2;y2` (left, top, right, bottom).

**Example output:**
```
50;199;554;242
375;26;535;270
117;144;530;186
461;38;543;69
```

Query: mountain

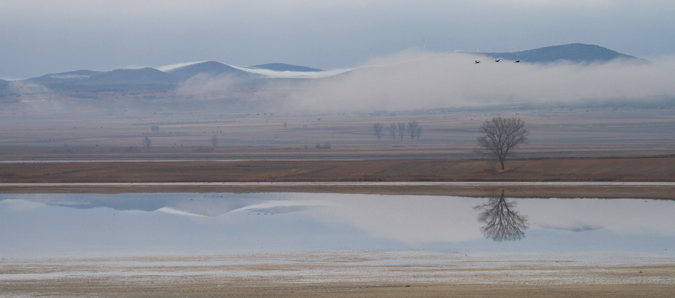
252;63;322;72
0;195;297;218
0;79;18;102
8;43;641;89
29;70;103;84
168;61;252;79
482;43;639;63
0;80;8;97
87;67;179;85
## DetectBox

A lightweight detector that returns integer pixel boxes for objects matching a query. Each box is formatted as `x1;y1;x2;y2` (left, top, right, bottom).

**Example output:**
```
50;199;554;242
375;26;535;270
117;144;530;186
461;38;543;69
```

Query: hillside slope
252;63;322;72
483;43;639;63
168;61;253;79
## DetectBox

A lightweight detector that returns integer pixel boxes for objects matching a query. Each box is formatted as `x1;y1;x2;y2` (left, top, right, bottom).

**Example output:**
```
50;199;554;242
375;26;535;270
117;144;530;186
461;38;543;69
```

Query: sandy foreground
2;251;674;297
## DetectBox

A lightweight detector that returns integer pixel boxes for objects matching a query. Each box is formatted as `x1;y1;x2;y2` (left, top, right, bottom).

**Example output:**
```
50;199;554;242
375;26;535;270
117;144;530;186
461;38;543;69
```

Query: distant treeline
359;97;675;117
132;120;240;126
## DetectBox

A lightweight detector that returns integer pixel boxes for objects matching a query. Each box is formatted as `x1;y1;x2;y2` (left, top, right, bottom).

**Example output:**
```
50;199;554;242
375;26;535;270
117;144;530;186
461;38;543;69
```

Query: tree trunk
500;160;505;170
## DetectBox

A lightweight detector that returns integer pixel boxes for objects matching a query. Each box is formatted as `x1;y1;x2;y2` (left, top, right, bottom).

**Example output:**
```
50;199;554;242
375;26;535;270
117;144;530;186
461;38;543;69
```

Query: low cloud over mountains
3;43;674;112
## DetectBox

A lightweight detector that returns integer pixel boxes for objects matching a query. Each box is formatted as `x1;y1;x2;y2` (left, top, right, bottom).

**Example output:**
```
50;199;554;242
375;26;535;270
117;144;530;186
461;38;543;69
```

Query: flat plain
1;105;674;198
1;105;674;160
2;105;674;297
1;157;675;198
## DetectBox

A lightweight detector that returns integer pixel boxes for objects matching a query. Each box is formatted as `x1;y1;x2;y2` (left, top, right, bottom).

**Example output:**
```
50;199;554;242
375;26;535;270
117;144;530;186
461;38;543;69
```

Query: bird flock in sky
474;59;520;64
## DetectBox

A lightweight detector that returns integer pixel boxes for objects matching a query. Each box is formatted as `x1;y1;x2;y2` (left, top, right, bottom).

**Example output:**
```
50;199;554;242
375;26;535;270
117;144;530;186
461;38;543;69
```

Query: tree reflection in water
474;190;529;242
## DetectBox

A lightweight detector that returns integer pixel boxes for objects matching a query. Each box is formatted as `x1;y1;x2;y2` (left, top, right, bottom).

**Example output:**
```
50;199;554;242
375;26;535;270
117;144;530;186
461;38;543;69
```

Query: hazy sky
2;0;675;79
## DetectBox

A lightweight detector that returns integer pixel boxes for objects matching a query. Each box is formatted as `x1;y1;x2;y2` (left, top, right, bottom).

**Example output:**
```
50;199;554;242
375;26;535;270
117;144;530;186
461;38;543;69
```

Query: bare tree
407;121;420;141
476;117;528;170
473;190;528;242
373;123;384;142
388;123;397;141
397;122;406;141
142;136;151;152
211;136;218;148
415;125;423;141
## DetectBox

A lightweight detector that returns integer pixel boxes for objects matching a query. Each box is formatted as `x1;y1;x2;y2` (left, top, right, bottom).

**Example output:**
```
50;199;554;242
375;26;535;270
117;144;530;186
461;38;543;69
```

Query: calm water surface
1;192;674;259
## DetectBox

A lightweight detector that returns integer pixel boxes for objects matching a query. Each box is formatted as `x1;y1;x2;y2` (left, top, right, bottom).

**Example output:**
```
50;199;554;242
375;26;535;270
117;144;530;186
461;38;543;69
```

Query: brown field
5;280;674;298
4;156;675;183
2;104;674;199
2;156;675;198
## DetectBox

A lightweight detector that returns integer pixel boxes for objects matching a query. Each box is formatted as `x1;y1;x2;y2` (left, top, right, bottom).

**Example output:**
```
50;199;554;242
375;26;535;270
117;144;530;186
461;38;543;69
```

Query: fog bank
288;51;675;111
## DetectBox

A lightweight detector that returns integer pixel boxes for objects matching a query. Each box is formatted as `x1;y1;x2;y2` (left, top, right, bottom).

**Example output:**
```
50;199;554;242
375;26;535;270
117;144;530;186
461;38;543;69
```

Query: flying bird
474;60;481;64
495;59;500;62
515;60;521;63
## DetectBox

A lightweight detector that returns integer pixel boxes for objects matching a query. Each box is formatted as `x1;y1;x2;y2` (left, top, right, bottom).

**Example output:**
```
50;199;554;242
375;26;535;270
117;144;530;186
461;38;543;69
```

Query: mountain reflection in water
1;192;674;258
0;194;326;217
474;190;528;242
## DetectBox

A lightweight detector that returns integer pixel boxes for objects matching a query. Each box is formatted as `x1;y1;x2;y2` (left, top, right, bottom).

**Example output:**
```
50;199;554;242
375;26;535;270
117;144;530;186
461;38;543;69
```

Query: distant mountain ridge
30;70;103;84
168;61;253;78
16;43;641;86
482;43;639;63
252;63;322;72
87;68;179;85
22;62;321;86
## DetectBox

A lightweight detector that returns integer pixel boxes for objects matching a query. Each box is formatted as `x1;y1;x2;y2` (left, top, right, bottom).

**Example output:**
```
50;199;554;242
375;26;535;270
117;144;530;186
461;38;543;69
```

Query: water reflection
474;190;528;242
1;192;674;258
0;194;324;217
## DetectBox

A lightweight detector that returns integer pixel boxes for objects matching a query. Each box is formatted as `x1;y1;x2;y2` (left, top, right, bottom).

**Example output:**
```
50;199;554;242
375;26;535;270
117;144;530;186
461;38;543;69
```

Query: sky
2;0;675;80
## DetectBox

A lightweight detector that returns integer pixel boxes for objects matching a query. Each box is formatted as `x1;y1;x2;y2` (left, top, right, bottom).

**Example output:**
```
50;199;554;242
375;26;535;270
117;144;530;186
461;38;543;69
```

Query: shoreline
1;182;674;199
2;251;674;297
2;156;675;198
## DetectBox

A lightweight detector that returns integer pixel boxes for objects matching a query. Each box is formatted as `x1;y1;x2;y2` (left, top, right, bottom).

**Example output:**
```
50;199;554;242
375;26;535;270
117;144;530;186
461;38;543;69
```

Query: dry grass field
1;156;674;198
3;156;674;183
5;279;674;298
2;105;674;198
1;105;674;160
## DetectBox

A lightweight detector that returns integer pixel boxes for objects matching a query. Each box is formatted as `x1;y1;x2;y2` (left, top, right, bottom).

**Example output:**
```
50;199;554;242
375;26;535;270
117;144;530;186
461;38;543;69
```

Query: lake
3;191;675;297
2;192;674;259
